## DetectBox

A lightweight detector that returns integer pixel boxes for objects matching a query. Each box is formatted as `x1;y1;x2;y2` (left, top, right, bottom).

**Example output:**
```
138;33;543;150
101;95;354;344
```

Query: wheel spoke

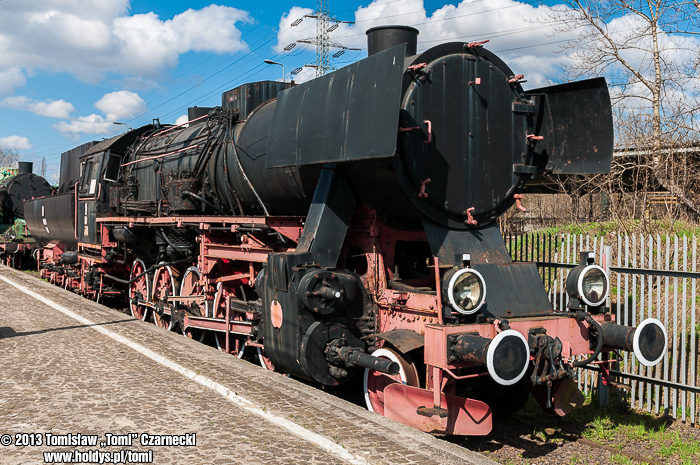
152;266;177;331
129;258;151;321
180;267;206;342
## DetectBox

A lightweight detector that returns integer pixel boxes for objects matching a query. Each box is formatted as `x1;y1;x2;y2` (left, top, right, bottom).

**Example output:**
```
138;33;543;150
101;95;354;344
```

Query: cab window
79;159;98;195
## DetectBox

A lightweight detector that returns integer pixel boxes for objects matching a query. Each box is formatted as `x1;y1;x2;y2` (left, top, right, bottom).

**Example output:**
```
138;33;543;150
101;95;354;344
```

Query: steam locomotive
23;26;668;435
0;162;53;267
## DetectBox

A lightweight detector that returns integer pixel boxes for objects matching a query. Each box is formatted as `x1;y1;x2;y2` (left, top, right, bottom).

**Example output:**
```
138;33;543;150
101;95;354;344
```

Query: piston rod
334;346;399;375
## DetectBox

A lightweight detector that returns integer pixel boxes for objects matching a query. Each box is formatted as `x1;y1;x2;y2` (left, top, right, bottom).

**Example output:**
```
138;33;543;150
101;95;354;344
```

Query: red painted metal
434;257;443;325
364;347;419;415
531;377;586;417
407;63;427;71
513;194;527;212
527;134;544;142
416;178;431;199
128;258;150;319
184;315;253;335
152;266;177;330
383;384;492;435
121;145;200;167
423;313;614;370
152;113;208;137
211;284;255;355
466;39;489;48
423;120;432;144
225;292;230;355
464;207;477;225
509;74;525;84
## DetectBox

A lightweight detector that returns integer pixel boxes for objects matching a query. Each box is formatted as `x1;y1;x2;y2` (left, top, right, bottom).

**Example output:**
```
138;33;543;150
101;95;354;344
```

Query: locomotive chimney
366;25;419;56
18;162;33;174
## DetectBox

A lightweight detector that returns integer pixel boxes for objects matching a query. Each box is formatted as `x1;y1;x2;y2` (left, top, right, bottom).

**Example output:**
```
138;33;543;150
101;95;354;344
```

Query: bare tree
0;147;19;168
539;1;700;217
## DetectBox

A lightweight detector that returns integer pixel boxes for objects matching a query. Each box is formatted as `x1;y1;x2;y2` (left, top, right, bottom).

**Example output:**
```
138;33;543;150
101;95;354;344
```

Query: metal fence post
598;245;613;408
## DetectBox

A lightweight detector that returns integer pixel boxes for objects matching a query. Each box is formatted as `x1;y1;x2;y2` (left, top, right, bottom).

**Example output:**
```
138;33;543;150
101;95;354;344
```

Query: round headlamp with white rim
445;267;486;315
486;330;530;386
633;318;668;367
566;264;608;307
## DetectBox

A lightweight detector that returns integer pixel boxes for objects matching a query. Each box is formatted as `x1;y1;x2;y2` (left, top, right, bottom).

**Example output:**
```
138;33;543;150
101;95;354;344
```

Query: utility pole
293;0;359;77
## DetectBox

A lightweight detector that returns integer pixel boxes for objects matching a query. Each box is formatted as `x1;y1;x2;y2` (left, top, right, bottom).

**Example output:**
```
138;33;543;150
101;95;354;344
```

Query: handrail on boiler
74;182;78;240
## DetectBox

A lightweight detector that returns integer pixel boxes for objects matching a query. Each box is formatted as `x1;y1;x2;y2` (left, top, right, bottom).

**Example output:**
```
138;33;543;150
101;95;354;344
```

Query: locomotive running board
383;384;492;436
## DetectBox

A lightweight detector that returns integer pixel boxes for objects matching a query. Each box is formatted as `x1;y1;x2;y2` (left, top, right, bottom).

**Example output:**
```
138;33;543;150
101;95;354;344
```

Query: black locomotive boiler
24;26;668;435
0;161;53;267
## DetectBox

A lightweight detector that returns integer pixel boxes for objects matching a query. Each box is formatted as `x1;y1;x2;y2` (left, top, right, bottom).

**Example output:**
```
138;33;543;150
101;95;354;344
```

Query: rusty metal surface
376;329;425;353
222;80;292;120
266;44;406;167
384;383;492;436
421;220;512;267
474;262;553;318
166;178;199;211
423;313;615;369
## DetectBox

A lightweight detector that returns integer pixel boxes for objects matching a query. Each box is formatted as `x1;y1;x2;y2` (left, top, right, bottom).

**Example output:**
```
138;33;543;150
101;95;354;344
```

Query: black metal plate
266;44;406;168
526;78;613;174
24;193;77;248
474;262;553;318
397;42;531;228
222;81;292;120
59;142;96;194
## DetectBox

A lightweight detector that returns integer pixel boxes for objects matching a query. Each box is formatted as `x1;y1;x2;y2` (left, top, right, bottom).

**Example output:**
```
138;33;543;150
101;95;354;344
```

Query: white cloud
54;90;146;135
274;7;314;54
0;2;251;87
117;76;159;91
0;68;27;96
289;65;317;84
175;114;190;127
0;96;75;118
274;0;577;88
53;114;114;135
0;135;33;150
95;90;146;122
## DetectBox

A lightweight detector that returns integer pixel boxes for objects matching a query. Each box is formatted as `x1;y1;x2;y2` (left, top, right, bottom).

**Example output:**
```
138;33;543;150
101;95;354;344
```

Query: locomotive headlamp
566;264;608;307
445;267;486;315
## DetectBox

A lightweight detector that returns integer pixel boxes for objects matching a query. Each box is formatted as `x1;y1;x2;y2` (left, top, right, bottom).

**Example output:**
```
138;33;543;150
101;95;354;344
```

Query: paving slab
0;266;496;465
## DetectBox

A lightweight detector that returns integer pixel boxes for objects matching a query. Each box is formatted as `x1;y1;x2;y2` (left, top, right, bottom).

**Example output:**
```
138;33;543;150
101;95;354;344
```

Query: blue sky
0;0;666;182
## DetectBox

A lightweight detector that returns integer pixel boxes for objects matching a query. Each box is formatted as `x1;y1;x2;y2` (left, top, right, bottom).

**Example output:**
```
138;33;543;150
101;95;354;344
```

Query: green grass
524;219;700;243
610;453;642;464
512;390;698;464
538;221;621;237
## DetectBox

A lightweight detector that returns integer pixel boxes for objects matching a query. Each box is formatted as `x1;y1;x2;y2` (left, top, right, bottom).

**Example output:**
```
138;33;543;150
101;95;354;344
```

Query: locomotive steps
0;266;495;465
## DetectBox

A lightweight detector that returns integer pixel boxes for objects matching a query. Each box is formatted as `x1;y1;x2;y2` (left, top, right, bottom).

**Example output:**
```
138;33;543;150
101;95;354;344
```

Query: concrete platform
0;266;496;465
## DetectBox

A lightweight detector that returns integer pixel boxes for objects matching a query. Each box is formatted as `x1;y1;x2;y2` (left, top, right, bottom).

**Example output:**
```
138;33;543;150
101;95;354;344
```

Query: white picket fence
506;232;700;422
